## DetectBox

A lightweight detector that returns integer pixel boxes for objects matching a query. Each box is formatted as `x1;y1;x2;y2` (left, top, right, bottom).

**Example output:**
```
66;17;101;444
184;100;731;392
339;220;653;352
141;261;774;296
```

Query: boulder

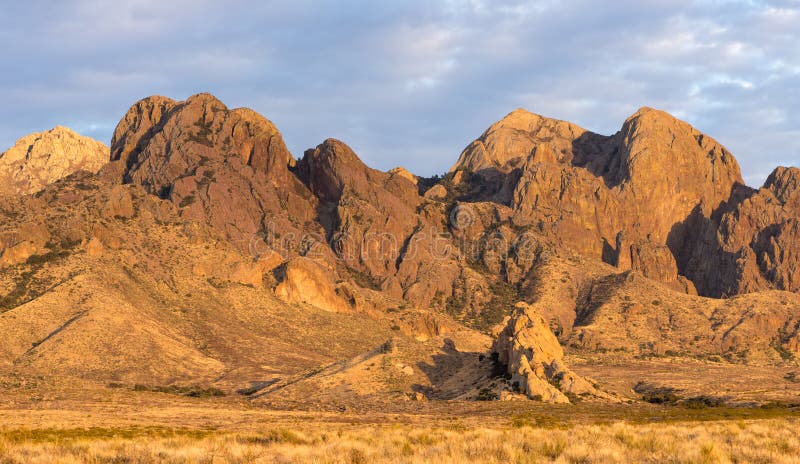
104;185;135;219
275;257;352;313
423;184;448;200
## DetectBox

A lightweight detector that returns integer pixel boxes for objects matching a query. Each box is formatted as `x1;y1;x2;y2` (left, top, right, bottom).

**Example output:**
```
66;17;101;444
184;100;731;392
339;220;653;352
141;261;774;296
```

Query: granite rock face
296;138;422;278
109;93;319;252
274;257;353;313
0;126;108;196
450;107;745;295
683;166;800;297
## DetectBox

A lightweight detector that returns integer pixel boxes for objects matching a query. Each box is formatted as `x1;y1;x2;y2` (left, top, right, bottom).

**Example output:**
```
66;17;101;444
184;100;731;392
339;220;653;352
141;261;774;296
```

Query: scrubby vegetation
126;384;226;398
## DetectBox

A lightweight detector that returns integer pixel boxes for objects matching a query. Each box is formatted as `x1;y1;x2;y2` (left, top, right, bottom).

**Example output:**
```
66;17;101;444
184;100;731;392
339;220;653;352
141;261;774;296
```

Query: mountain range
1;93;798;406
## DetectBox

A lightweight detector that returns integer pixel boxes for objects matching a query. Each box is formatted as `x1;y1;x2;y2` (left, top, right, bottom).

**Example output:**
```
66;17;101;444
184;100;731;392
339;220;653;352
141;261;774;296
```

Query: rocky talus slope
0;126;108;196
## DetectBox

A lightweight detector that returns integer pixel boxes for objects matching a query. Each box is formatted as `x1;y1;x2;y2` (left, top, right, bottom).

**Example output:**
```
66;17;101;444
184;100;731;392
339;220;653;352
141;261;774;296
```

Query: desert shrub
634;382;680;404
131;384;225;398
511;412;559;429
772;344;795;361
345;267;381;291
476;279;521;331
683;396;726;409
236;429;306;446
540;437;567;459
187;120;214;147
641;390;679;404
179;195;196;207
349;448;367;464
476;388;498;401
25;249;69;265
0;269;39;310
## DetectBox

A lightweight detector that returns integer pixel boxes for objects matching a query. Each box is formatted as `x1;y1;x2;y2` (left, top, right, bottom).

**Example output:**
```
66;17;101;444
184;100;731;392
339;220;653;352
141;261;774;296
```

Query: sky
1;0;798;186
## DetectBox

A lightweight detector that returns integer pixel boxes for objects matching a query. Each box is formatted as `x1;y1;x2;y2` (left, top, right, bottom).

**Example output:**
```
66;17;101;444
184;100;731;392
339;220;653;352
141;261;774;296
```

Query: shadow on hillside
413;339;492;400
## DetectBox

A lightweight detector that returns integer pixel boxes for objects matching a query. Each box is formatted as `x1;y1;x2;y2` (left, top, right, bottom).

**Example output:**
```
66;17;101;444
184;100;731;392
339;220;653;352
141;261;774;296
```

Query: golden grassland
0;418;799;464
0;391;798;464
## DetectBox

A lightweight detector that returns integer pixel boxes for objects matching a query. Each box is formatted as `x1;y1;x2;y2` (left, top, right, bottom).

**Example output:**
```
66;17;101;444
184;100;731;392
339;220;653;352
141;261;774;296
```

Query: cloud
0;0;797;186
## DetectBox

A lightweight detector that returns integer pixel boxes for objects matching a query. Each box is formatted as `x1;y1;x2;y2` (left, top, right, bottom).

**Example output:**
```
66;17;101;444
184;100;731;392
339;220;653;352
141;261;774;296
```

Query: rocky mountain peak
297;138;421;207
0;126;108;196
450;108;590;173
619;106;742;179
184;92;226;107
764;166;800;205
108;93;315;249
110;95;177;168
111;93;294;192
297;138;367;203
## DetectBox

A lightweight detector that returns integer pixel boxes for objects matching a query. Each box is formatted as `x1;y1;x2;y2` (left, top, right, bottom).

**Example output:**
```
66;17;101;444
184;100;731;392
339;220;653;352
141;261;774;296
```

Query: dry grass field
0;391;797;464
0;418;799;463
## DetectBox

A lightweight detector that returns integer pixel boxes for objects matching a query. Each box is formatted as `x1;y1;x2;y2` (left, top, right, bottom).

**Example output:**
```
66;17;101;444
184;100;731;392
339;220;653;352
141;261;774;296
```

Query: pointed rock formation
0;126;108;196
295;139;422;278
492;302;609;403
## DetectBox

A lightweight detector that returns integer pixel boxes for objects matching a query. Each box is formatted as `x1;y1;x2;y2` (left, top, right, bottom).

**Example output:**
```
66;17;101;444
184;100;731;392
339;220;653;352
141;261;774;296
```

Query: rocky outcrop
492;302;608;403
0;126;108;196
423;184;447;200
388;167;418;185
616;236;697;294
296;139;423;278
274;257;352;313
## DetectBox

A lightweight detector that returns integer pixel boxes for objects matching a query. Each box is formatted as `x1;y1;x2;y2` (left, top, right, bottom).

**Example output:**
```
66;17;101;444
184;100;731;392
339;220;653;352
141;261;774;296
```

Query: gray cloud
1;0;798;186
